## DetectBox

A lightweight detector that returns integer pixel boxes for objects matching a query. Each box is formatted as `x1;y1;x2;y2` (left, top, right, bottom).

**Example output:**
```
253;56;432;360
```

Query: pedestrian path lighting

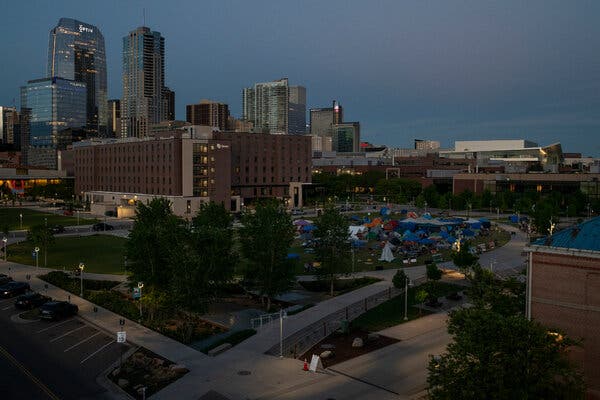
138;282;144;318
404;275;413;321
79;263;85;297
2;237;7;262
19;213;23;229
34;247;40;270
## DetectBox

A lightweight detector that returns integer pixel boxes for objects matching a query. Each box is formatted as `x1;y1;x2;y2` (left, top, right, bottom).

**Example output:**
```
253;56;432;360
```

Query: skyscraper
20;77;86;168
163;87;175;121
0;106;18;146
47;18;107;137
121;27;166;138
186;100;230;131
242;78;306;134
332;122;360;153
310;101;343;151
107;99;121;137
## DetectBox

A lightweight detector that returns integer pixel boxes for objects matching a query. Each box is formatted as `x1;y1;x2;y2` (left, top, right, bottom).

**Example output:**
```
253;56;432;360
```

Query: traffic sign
132;287;141;299
117;331;126;343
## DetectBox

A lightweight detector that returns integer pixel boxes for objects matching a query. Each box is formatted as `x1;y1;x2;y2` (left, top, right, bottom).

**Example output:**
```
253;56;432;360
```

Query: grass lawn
0;207;97;231
352;282;464;332
8;234;127;275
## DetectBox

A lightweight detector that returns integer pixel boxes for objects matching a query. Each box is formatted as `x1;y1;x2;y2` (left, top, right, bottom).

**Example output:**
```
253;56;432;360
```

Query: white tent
379;241;396;262
349;225;367;240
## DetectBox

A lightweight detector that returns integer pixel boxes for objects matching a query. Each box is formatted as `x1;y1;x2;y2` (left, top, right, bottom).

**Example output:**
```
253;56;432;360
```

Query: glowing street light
2;237;7;262
79;263;85;296
137;282;144;318
34;247;40;270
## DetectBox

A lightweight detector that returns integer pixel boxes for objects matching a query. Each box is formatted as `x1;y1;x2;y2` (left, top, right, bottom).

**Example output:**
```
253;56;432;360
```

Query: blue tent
415;229;427;236
422;213;433;220
462;229;476;237
351;240;367;248
420;238;435;245
440;231;449;238
469;222;482;230
350;215;362;221
380;207;390;216
509;215;519;223
303;225;317;231
446;236;456;243
479;218;491;229
286;253;300;260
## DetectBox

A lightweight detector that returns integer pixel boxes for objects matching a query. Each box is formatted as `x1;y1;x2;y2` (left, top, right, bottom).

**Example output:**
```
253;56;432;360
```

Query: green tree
240;200;296;310
451;243;478;269
126;198;183;289
532;201;558;234
314;205;351;296
463;263;525;316
425;262;443;303
428;308;584;400
392;269;408;289
140;285;171;322
415;288;428;316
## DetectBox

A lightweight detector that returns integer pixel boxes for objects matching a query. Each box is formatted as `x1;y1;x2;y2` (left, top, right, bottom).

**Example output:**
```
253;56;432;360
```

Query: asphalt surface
0;294;130;400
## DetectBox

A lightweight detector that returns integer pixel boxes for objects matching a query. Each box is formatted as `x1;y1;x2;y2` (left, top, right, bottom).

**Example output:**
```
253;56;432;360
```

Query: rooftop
533;216;600;252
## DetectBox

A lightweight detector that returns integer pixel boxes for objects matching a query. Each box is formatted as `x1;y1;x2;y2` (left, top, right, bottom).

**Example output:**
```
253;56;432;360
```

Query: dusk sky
1;0;599;155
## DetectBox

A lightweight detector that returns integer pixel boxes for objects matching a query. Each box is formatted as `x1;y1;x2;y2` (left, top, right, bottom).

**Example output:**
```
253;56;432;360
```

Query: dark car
15;292;52;309
0;274;13;286
39;301;78;320
0;281;31;298
92;222;114;231
51;225;66;234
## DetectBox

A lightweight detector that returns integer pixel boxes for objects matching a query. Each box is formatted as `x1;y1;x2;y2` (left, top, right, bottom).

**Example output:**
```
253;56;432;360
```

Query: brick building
526;218;600;399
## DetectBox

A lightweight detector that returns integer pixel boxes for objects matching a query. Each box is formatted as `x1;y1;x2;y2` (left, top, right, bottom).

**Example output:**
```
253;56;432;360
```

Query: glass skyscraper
122;27;166;138
48;18;107;136
20;77;86;168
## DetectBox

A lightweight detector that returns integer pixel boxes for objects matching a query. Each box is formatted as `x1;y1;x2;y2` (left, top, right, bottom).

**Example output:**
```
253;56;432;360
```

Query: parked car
0;274;13;286
51;225;66;234
92;222;114;231
39;301;78;320
15;292;52;309
0;281;31;298
291;208;305;216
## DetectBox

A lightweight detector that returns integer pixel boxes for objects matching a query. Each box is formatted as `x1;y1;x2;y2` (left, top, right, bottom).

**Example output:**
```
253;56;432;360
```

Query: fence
265;283;413;358
250;310;286;329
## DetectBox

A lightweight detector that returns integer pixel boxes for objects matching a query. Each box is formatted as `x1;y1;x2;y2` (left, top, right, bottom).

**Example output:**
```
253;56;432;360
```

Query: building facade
526;218;600;399
186;100;230;131
107;99;121;138
163;87;175;121
332;122;360;153
121;27;166;138
20;77;87;168
0;107;18;146
48;18;107;137
414;139;440;150
288;85;306;134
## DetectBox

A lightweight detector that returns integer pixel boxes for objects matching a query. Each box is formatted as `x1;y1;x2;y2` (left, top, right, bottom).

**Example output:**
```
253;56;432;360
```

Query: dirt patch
300;329;399;368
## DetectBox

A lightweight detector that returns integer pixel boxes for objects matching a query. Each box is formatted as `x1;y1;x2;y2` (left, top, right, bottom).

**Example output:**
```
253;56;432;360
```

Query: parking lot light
34;247;40;270
137;282;144;318
79;263;85;297
2;237;7;262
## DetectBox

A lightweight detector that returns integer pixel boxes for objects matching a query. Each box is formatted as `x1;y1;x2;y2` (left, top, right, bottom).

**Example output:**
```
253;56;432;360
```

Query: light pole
34;247;39;271
79;262;85;297
404;274;410;321
279;308;284;359
19;213;23;230
351;247;355;276
77;210;80;229
138;282;144;318
2;237;7;262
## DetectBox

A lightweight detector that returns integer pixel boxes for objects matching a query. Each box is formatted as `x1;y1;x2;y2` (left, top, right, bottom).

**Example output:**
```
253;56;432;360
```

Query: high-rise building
0;107;18;145
20;77;86;168
107;99;121;137
47;18;107;137
163;87;175;121
242;78;306;134
310;101;343;151
332;122;360;153
121;26;166;138
288;85;306;134
186;100;230;131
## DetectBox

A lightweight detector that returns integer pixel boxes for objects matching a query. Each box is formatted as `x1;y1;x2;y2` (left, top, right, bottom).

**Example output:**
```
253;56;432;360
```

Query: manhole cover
237;370;251;376
320;344;335;349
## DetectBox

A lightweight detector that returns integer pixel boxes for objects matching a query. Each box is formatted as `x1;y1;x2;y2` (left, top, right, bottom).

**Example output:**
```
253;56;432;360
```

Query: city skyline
0;0;599;154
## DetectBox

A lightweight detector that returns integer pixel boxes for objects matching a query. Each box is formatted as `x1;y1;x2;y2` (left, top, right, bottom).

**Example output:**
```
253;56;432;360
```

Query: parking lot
0;293;131;399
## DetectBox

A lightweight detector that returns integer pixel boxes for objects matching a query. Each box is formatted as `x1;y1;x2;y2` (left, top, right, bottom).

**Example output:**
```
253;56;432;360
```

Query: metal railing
265;282;420;358
250;311;285;329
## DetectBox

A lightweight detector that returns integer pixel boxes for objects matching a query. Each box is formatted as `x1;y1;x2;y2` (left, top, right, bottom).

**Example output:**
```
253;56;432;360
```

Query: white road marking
63;331;101;352
49;325;87;343
35;319;73;333
80;341;115;364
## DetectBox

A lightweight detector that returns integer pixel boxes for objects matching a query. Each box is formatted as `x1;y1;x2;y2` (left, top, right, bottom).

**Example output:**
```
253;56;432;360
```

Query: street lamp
79;263;85;297
34;247;39;271
2;237;7;262
138;282;144;318
404;274;410;321
19;213;23;229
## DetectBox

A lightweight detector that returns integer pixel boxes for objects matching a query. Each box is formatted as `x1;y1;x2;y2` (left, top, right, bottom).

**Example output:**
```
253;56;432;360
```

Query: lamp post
79;263;85;297
19;213;23;230
34;247;39;271
2;237;7;262
404;275;409;321
138;282;144;318
351;247;356;276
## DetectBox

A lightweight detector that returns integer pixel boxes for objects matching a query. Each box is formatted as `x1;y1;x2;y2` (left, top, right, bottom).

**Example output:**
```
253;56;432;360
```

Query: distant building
186;100;230;131
242;78;306;134
414;139;440;151
163;87;175;121
20;77;87;168
121;26;166;138
107;99;120;137
0;107;18;146
526;218;600;399
332;122;360;153
48;18;107;137
309;101;343;151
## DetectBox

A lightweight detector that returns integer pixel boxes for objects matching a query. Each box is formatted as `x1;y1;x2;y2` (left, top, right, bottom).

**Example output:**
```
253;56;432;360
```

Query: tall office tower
309;101;343;151
122;26;166;138
186;100;230;131
107;99;121;137
288;85;306;134
242;78;296;133
47;18;107;137
332;122;360;153
0;106;18;145
21;77;86;168
163;87;175;120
